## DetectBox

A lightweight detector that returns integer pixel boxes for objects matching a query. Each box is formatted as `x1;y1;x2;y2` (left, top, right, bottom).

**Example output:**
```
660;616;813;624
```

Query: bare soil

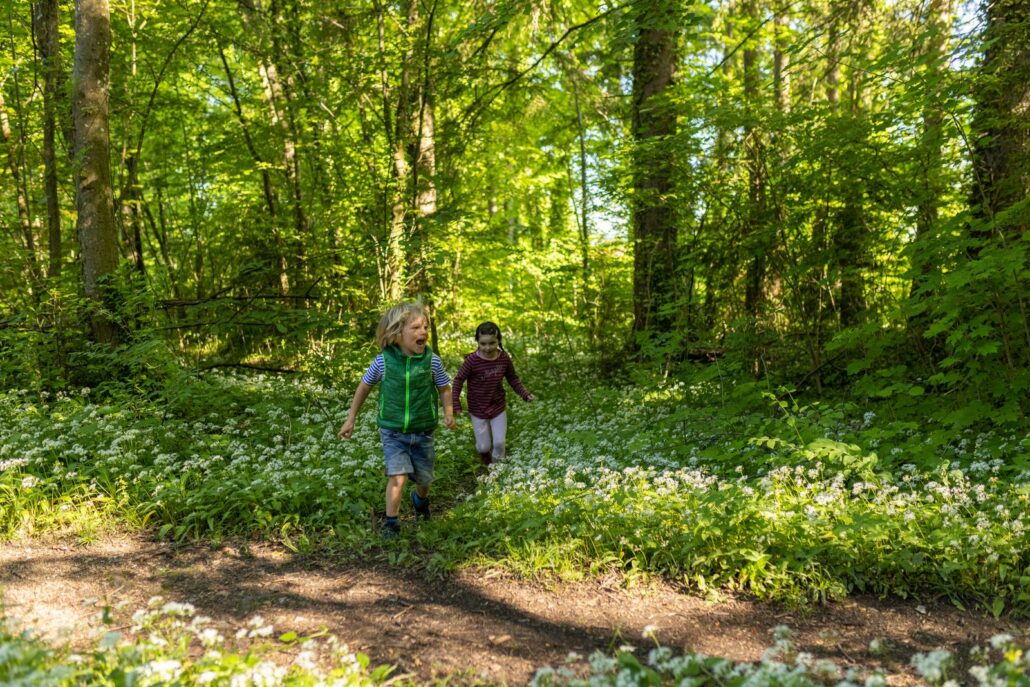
1;536;1025;685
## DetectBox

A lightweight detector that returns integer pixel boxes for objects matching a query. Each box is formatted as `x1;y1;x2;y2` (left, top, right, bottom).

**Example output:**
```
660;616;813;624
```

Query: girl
338;302;456;538
452;321;534;466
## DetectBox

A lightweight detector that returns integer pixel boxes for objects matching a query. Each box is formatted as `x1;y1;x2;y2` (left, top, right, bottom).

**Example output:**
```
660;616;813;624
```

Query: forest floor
1;536;1026;685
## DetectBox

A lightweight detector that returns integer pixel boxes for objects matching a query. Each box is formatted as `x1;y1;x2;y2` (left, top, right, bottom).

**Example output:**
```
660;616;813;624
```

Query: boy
338;303;456;538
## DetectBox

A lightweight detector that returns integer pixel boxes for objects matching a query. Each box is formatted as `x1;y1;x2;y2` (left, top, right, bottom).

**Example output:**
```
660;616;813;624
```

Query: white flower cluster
85;597;380;687
534;630;1029;687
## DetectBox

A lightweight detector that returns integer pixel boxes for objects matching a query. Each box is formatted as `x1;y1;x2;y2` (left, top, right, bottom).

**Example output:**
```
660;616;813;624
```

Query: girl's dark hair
475;321;503;349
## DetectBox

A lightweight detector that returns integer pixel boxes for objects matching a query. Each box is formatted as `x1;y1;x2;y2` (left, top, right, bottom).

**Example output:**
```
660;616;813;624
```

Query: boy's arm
338;381;373;439
439;384;456;429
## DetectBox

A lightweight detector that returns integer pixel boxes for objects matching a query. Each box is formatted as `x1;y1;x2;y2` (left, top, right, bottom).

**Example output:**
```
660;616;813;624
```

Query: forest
0;0;1028;684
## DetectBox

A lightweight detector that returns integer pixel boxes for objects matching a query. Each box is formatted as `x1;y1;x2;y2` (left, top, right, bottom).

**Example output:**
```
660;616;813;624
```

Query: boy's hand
443;413;456;430
337;419;354;439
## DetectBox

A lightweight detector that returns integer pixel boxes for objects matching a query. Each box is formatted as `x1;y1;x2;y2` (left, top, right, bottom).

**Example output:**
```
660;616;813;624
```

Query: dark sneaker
411;491;430;520
382;519;400;540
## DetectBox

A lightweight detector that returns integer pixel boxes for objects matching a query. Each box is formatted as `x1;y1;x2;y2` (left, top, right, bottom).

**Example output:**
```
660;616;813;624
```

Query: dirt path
0;536;1024;685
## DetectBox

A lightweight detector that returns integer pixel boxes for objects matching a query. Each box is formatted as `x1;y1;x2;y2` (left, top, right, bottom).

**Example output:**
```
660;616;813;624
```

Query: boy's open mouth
415;337;426;347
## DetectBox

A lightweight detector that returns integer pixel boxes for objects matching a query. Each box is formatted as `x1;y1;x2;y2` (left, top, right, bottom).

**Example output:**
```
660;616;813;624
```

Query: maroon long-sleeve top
452;350;531;419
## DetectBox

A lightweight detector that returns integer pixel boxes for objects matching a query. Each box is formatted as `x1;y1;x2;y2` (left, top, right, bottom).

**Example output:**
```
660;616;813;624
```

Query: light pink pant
471;412;507;461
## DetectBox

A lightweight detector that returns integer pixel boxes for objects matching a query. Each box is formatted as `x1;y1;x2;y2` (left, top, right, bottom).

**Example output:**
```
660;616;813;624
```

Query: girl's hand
526;393;535;401
443;414;457;430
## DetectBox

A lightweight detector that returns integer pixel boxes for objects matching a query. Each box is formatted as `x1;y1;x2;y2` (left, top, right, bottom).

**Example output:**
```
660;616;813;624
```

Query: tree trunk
378;0;410;302
257;55;308;257
0;88;39;290
907;0;953;358
72;0;120;344
630;0;679;337
703;0;736;335
968;0;1030;363
810;5;839;334
912;0;952;256
773;7;790;115
742;0;766;321
408;2;441;352
970;0;1030;240
34;0;63;279
833;3;870;329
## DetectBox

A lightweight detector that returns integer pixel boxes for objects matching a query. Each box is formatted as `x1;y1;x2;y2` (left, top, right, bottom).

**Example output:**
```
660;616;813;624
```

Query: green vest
378;344;439;433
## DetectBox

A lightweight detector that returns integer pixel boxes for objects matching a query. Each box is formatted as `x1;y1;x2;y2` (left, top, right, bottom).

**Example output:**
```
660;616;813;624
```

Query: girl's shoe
478;452;492;466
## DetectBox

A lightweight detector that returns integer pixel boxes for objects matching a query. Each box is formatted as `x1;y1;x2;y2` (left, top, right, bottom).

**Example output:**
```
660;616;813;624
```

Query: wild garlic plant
2;368;1028;611
0;597;392;686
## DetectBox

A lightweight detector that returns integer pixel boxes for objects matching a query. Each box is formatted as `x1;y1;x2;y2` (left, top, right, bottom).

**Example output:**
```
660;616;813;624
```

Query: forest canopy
0;0;1027;426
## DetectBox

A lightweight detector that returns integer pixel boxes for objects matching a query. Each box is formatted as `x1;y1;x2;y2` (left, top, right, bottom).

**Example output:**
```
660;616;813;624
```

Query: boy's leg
489;412;508;462
385;474;407;517
409;432;435;519
380;429;415;534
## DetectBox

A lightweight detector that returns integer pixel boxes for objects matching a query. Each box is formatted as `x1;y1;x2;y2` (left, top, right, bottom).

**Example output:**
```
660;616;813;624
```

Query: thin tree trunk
704;0;735;334
216;41;289;295
773;8;790;115
913;0;951;254
146;181;183;301
0;88;38;288
34;0;63;279
803;5;841;345
742;0;766;321
1;11;40;291
237;0;301;294
908;0;952;359
376;0;408;302
570;74;591;282
833;4;869;329
115;0;208;280
256;57;307;256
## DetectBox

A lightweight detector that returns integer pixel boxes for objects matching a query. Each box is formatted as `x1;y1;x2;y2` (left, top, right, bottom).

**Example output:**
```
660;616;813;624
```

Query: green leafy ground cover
1;356;1029;618
1;601;1027;687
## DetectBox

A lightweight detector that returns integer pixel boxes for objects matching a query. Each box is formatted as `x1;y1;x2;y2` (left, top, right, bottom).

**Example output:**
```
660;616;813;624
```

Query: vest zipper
403;356;411;432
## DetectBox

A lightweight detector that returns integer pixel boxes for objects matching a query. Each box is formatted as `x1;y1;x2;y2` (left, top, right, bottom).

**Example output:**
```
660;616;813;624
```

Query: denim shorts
379;428;435;486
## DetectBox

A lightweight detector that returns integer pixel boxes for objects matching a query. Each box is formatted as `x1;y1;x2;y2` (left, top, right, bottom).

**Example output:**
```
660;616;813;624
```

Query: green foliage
0;599;394;686
533;628;1029;687
0;283;85;394
820;209;1030;433
1;0;1026;441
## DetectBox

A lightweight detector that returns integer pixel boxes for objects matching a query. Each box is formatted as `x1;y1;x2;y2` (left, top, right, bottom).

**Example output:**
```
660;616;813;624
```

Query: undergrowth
1;353;1028;615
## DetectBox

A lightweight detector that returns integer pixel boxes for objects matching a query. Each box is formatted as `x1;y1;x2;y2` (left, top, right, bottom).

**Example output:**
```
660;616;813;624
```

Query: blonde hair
375;302;428;350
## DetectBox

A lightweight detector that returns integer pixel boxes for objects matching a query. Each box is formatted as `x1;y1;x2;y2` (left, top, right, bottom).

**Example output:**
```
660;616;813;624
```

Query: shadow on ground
0;537;1023;684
